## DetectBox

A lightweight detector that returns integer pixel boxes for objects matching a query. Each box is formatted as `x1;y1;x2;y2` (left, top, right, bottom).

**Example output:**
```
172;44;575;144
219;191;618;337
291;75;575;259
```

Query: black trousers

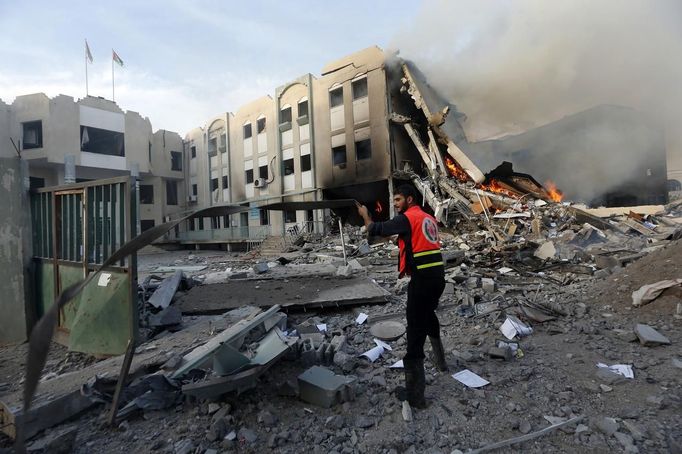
405;273;446;361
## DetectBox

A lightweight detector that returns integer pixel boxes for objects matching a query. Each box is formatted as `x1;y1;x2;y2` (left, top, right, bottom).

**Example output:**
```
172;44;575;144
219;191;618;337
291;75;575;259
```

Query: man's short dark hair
395;184;417;202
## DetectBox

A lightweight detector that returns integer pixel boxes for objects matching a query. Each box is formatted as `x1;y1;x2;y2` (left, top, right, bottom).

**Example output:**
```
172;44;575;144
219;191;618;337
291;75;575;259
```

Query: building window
148;142;152;162
166;181;178;205
280;106;292;124
259;164;268;180
220;133;227;153
222;175;228;189
29;177;45;189
301;154;311;172
330;87;343;108
257;117;266;134
245;169;254;184
355;139;371;160
141;219;155;232
22;121;43;149
259;209;269;226
208;137;218;155
80;126;124;156
188;220;195;231
667;179;681;192
198;218;204;230
332;145;347;166
243;123;252;139
298;100;309;118
170;151;182;171
211;178;219;191
211;216;220;229
139;185;154;204
192;184;198;196
284;210;296;223
190;146;196;158
352;77;368;100
283;158;295;176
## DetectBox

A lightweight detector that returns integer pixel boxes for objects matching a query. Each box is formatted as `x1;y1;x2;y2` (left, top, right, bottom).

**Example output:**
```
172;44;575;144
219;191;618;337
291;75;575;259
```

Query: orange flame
444;156;470;182
544;180;564;202
479;178;519;199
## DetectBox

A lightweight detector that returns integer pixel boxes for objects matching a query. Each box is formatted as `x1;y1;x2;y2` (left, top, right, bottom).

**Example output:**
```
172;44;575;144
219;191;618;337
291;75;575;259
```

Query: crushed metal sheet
148;270;184;309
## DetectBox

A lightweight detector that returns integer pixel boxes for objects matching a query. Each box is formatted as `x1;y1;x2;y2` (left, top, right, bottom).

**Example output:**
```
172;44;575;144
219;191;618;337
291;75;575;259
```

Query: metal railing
178;225;271;242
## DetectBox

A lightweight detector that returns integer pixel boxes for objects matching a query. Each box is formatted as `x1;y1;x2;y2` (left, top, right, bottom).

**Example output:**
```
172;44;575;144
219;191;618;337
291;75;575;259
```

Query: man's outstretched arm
355;201;409;237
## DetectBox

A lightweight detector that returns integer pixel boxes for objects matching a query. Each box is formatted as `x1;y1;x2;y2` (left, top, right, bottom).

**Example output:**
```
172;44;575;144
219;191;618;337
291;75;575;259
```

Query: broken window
330;87;344;108
332;145;347;166
191;146;196;158
280;106;292;124
352;77;368;100
198;218;204;230
141;219;155;232
208;137;218;155
80;125;124;156
668;179;681;192
211;178;219;191
301;154;312;172
257;117;266;134
222;175;228;189
29;177;45;189
211;216;220;229
148;142;152;162
245;169;254;184
298;100;309;118
139;184;154;204
284;210;297;223
259;165;268;180
259;209;269;226
170;151;182;171
243;123;252;139
355;139;371;160
188;220;195;231
166;181;178;205
192;184;198;196
220;133;227;153
283;158;295;176
22;120;43;149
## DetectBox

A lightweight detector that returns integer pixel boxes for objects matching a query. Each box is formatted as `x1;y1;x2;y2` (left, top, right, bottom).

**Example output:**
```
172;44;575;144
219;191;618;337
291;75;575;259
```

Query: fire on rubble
444;155;564;202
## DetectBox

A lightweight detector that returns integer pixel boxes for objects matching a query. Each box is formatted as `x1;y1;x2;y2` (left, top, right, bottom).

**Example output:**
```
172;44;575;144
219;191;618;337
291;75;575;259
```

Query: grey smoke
391;0;682;203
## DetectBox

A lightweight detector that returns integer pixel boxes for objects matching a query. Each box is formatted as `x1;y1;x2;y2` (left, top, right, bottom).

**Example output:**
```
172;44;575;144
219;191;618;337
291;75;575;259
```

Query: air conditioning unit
254;178;267;188
188;195;197;203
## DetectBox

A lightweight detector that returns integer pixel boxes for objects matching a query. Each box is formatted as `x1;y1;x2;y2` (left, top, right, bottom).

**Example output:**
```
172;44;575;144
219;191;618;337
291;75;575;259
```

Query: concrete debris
297;366;356;408
369;320;406;341
634;323;671;346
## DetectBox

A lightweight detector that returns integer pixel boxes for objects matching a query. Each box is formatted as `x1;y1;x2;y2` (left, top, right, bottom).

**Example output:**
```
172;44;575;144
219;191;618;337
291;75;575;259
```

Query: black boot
429;336;448;372
398;358;427;409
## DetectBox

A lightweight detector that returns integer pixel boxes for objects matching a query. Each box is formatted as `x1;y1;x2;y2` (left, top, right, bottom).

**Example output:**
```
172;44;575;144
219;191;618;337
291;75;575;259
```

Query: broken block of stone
594;416;619;436
27;425;78;454
336;265;352;277
148;305;182;327
481;278;496;293
347;259;364;271
487;346;512;361
595;368;628;385
297;366;356;408
534;241;556;260
357;241;372;256
634;324;671;346
253;262;269;274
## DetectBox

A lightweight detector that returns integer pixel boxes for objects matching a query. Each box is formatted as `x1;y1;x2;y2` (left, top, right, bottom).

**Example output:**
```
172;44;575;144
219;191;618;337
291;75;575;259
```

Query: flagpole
85;40;89;96
112;50;115;102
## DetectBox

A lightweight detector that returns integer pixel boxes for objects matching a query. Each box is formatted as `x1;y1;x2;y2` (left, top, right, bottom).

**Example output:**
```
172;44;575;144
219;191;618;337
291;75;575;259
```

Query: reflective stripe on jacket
398;205;443;276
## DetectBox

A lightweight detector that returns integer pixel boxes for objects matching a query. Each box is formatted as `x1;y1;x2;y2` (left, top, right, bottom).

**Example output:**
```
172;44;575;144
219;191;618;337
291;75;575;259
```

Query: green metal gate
30;176;137;356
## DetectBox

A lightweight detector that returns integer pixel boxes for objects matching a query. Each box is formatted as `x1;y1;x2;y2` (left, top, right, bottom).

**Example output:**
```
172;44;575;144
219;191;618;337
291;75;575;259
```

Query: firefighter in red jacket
356;184;447;408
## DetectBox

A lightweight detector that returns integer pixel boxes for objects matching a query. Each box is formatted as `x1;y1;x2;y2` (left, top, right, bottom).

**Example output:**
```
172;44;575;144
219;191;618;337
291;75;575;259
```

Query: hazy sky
0;0;418;135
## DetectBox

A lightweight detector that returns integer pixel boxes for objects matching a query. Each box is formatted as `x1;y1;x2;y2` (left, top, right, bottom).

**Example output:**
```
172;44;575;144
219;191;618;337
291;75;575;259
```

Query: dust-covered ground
1;241;680;454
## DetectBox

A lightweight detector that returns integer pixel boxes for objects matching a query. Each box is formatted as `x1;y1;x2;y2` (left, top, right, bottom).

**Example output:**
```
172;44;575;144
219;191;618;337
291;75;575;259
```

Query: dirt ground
1;241;680;453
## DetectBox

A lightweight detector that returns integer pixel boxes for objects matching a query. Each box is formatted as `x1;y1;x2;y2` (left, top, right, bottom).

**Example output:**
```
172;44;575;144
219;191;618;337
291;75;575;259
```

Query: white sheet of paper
597;363;634;379
356;313;368;325
359;345;384;362
374;339;392;351
97;272;111;287
316;324;327;332
500;318;518;340
452;369;489;388
390;360;404;368
497;267;513;274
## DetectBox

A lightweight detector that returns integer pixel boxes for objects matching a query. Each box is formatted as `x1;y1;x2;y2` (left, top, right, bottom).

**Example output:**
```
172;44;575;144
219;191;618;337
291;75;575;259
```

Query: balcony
177;225;270;243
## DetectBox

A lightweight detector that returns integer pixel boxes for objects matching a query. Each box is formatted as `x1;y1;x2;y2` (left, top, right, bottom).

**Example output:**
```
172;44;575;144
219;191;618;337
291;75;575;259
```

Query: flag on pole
112;50;124;67
85;40;93;63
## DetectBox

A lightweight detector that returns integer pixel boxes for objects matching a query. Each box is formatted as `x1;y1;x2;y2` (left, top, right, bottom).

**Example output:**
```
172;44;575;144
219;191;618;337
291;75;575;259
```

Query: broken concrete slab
634;324;671;346
534;241;557;260
253;262;269;274
26;425;78;453
148;270;184;309
297;366;356;408
148;305;182;328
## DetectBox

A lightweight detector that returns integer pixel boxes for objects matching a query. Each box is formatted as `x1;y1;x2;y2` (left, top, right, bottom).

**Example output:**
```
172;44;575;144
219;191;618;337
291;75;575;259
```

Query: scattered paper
316;324;327;332
452;369;489;388
374;339;392;351
390;360;404;369
597;363;634;379
97;272;111;287
356;313;368;325
359;345;384;362
500;315;533;340
497;267;513;274
493;212;532;219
